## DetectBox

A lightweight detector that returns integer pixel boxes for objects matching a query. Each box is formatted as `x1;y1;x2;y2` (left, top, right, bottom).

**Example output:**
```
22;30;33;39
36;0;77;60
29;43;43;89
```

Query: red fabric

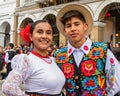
19;24;31;45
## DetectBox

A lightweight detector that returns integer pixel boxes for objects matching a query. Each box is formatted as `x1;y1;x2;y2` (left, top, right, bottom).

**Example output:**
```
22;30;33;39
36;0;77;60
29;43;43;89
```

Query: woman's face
30;22;53;52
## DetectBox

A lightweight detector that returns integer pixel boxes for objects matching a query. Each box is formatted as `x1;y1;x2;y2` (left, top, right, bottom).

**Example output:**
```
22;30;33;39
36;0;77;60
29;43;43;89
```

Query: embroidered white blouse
2;53;65;96
67;37;120;96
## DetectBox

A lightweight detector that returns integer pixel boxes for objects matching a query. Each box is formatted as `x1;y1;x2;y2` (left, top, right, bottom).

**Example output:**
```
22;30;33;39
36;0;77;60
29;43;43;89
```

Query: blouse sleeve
105;49;120;96
2;54;30;96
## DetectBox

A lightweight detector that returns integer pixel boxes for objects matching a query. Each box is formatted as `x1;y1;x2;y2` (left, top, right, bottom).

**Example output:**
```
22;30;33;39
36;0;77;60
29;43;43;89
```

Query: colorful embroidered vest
54;42;108;96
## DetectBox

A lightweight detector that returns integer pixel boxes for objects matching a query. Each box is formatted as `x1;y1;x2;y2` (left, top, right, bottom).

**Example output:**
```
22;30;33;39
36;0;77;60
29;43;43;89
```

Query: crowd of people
0;4;120;96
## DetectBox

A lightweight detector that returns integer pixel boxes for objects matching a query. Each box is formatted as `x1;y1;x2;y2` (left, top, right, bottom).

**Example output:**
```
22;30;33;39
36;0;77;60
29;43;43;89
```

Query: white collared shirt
68;37;92;67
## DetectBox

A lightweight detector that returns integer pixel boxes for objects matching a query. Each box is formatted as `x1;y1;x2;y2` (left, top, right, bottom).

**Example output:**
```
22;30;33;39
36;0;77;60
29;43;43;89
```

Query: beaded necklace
31;51;52;64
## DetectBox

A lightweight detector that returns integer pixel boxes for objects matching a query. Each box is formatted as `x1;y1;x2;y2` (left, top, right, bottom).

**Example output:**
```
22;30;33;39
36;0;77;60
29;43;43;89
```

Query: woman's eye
46;30;52;34
38;30;43;34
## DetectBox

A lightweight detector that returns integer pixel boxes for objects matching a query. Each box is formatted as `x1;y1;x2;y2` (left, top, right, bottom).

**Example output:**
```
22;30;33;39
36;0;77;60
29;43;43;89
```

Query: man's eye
75;23;80;26
65;24;71;28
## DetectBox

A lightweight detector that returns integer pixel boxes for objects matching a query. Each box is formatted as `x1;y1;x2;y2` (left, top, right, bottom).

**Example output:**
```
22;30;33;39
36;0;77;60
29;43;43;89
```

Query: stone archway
43;14;59;47
100;3;120;47
0;22;10;47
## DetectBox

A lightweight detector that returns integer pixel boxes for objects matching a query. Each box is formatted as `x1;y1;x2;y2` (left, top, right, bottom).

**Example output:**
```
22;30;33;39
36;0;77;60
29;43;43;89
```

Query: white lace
2;54;29;96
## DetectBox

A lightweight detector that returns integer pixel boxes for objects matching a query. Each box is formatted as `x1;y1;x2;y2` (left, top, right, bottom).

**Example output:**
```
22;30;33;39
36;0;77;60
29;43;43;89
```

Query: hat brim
56;4;93;36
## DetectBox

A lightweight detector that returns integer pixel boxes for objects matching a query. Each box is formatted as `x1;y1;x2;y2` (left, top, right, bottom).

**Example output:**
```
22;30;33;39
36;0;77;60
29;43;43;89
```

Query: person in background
59;42;64;48
0;46;6;79
54;4;120;96
23;43;29;51
50;44;58;56
0;46;4;71
5;43;17;77
47;46;52;56
2;20;65;96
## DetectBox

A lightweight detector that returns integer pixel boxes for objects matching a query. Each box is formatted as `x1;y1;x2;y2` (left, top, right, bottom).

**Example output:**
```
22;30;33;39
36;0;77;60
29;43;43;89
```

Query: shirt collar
67;37;92;56
9;49;14;51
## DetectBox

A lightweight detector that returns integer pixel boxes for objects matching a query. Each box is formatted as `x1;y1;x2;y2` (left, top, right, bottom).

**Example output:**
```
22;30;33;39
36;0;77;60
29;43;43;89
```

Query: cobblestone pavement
0;80;25;96
0;80;5;96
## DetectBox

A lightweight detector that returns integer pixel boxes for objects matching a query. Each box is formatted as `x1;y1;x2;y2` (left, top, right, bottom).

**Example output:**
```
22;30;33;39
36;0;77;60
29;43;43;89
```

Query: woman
2;20;65;96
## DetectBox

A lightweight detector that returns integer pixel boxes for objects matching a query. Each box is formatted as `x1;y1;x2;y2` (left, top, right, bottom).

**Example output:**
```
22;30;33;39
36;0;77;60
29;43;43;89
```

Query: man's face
7;45;11;50
64;17;88;48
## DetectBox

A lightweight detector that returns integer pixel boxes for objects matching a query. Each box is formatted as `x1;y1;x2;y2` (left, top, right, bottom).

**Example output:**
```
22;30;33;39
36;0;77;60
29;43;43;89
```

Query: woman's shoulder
11;54;29;68
12;54;28;60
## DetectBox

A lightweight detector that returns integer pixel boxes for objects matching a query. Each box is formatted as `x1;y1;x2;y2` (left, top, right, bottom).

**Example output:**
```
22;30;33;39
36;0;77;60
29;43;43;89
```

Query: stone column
59;32;67;47
9;31;14;43
91;21;106;42
0;34;5;47
16;0;20;7
20;0;25;6
9;12;18;46
13;15;18;46
8;12;14;44
17;31;22;46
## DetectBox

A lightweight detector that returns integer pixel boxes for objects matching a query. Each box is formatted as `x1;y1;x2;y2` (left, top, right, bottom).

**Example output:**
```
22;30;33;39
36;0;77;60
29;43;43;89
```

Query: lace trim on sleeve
2;54;29;96
2;72;27;96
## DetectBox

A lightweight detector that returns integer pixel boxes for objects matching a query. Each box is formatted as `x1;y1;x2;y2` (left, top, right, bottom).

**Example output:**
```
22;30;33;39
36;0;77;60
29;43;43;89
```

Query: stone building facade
0;0;120;47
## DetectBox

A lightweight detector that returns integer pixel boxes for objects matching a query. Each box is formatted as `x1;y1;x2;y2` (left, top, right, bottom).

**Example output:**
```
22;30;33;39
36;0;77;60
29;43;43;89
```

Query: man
5;43;16;76
54;4;120;96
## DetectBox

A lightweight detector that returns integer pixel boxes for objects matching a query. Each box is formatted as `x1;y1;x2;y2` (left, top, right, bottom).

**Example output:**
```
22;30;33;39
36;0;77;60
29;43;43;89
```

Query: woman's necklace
31;51;52;64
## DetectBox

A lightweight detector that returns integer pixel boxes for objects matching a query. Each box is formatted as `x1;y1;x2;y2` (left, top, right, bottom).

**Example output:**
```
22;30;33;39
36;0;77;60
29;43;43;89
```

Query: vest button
75;76;78;79
76;86;79;89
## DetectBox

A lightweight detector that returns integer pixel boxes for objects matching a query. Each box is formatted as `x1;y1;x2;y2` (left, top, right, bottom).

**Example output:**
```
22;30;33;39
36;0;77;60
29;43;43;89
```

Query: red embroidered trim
31;51;52;64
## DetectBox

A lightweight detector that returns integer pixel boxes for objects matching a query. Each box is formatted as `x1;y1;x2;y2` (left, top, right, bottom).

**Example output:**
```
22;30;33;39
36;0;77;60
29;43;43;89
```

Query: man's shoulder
54;47;68;56
55;47;67;53
93;42;107;45
92;42;108;48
